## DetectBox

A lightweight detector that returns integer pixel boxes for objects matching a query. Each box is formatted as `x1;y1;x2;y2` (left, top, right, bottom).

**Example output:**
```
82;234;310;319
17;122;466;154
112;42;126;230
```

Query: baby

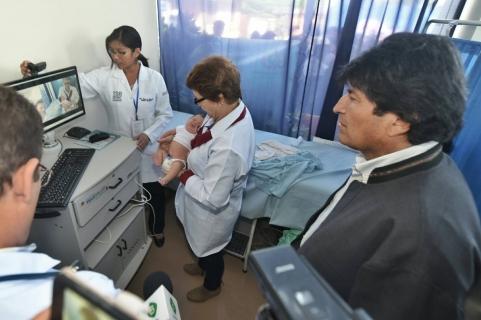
154;114;204;185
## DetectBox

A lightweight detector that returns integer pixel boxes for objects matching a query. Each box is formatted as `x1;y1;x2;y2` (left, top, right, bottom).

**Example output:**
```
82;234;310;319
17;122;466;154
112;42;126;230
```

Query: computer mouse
66;126;91;139
88;132;110;143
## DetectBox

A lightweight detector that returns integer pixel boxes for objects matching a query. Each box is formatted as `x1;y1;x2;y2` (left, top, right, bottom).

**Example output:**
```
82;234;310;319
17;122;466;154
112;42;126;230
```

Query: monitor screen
4;66;85;133
51;269;137;320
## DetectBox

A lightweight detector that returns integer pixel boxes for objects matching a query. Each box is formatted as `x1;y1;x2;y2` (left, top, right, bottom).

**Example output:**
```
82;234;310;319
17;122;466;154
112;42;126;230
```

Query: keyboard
38;148;95;208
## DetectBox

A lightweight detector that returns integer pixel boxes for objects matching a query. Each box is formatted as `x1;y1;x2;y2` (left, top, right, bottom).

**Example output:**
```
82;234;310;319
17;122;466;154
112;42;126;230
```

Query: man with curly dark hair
295;33;481;320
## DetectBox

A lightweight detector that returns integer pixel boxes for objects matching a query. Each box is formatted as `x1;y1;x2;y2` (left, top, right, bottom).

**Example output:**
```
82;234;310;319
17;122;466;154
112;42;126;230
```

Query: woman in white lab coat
161;56;255;302
21;26;173;247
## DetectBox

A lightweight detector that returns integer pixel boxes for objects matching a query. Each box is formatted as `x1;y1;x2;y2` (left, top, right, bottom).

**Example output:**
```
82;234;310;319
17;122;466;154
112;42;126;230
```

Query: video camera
249;245;371;320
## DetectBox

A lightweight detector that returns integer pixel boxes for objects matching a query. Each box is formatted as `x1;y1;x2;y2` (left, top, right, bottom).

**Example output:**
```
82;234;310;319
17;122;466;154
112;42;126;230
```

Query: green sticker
170;297;177;314
148;302;157;317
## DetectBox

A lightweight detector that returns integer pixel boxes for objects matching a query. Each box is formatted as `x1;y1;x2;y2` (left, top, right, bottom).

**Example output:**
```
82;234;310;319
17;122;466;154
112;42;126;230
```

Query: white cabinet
28;136;151;289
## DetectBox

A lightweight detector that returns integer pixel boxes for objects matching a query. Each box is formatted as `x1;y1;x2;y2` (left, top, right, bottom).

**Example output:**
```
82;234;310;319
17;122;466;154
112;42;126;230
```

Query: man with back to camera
0;86;118;319
295;33;481;319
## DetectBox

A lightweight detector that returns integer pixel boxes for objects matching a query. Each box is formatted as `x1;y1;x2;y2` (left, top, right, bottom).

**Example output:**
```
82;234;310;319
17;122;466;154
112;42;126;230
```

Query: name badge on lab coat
131;119;144;137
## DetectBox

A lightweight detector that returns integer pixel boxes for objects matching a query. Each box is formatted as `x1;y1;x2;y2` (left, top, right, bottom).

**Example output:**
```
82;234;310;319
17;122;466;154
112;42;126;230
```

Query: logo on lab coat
140;97;153;102
112;91;122;101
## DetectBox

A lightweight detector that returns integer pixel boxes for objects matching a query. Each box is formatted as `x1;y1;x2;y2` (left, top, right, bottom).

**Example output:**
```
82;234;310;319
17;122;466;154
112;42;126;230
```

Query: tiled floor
126;190;266;320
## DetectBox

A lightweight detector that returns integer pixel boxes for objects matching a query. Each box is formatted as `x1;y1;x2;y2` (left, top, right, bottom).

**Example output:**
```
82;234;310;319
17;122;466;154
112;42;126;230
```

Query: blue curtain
450;38;481;213
158;0;347;137
318;0;463;139
157;0;461;139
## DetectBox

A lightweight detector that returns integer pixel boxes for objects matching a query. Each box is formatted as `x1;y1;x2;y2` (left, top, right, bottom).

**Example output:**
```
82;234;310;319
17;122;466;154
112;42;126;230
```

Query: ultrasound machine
4;67;95;208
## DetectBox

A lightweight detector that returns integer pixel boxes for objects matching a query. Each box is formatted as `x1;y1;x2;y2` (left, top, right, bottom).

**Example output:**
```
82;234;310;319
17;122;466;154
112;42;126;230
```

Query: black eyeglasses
38;163;51;187
194;97;206;105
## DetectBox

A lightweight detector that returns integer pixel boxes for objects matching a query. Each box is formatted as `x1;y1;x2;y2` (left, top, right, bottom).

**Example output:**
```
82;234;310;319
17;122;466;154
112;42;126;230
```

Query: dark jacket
298;145;481;320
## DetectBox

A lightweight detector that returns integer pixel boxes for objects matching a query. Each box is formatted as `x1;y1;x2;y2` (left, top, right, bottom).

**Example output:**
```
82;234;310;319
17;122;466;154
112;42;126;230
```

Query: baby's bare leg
159;161;186;186
158;141;190;185
153;148;167;166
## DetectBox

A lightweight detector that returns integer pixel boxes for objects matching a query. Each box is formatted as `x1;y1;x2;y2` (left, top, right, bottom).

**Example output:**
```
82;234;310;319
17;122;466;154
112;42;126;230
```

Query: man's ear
12;158;40;203
388;115;411;137
217;93;225;105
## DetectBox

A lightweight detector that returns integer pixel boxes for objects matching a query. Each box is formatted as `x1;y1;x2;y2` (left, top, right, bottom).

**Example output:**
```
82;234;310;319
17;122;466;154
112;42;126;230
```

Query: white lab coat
175;102;256;257
79;62;173;182
57;85;80;111
0;244;117;319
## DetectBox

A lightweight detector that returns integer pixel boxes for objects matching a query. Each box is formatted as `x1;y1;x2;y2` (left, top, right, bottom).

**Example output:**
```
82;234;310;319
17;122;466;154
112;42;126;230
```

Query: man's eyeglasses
194;97;206;105
38;163;51;187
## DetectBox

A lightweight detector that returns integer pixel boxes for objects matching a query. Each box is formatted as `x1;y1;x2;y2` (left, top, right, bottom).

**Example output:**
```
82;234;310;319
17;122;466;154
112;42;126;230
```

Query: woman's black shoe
153;235;165;247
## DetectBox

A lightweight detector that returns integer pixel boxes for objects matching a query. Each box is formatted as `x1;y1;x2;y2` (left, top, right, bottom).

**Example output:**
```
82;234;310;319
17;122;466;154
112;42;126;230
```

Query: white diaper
161;156;187;173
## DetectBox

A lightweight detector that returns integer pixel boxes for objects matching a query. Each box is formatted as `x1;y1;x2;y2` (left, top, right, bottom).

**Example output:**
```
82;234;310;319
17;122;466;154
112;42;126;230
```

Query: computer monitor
3;66;86;145
51;268;137;320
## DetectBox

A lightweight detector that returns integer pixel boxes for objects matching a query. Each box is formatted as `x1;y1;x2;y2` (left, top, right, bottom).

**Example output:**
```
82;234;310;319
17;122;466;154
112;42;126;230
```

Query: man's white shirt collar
0;243;60;276
352;141;438;183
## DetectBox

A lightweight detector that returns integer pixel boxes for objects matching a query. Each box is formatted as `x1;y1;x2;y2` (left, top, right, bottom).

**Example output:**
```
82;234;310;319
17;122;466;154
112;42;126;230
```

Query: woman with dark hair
157;56;255;302
20;25;173;247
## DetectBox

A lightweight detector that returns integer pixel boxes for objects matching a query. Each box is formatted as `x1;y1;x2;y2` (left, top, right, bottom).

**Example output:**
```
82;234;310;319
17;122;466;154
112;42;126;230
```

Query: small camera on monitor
27;62;47;75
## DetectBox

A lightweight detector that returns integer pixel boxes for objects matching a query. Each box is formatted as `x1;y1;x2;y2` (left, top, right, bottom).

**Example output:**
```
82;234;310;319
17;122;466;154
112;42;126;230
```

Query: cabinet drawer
87;206;145;274
72;151;140;227
77;176;141;249
117;210;146;267
93;243;124;281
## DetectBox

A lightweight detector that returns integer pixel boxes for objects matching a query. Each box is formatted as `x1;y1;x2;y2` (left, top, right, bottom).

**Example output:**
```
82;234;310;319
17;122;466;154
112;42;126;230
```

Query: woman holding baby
156;56;255;302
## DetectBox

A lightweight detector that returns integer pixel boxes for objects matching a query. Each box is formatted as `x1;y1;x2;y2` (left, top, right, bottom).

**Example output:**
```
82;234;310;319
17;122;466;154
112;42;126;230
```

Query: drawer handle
121;239;127;250
108;178;123;189
34;211;61;219
108;200;122;212
116;245;123;257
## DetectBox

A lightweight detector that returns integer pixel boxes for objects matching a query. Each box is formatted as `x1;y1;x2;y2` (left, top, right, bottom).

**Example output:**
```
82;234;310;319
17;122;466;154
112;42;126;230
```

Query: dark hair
0;86;43;196
338;32;466;144
186;56;241;104
105;25;149;67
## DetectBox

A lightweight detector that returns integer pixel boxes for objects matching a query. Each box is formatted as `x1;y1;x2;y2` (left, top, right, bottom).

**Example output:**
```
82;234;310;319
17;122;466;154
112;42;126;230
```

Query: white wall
0;0;160;130
0;0;160;82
